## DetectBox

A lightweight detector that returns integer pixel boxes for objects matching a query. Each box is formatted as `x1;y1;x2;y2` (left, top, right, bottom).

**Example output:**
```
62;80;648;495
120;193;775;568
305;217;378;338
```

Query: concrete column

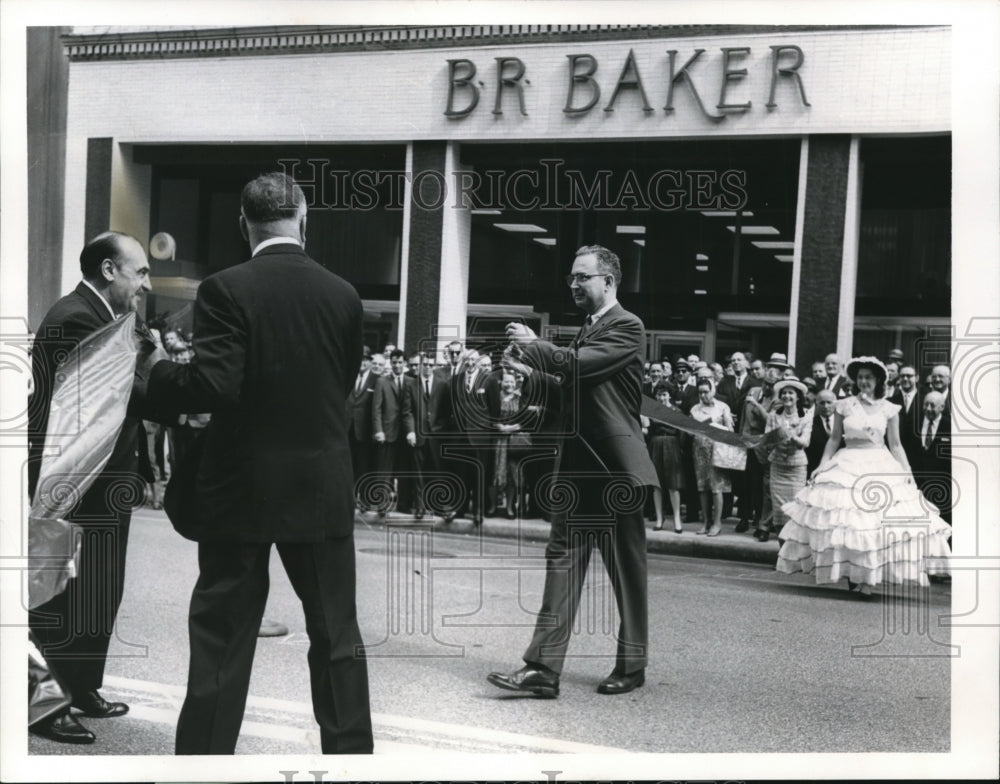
791;134;855;374
110;143;151;248
27;27;70;329
437;142;472;357
835;137;862;361
400;141;445;356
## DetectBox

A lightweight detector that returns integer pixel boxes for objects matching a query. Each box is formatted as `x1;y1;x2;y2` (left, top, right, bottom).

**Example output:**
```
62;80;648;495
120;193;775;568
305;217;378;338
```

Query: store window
462;139;801;330
856;136;950;313
140;144;406;302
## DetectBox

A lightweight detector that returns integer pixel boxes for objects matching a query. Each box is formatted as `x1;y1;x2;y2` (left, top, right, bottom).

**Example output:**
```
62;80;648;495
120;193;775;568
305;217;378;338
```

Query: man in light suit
489;245;658;697
28;232;159;744
147;173;373;754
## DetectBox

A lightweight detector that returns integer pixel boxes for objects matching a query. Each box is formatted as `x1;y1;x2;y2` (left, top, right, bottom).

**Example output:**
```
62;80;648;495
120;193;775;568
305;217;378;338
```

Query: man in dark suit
147;173;373;755
715;351;759;530
373;348;419;517
889;364;923;469
489;244;658;697
346;346;377;511
28;231;158;744
822;353;851;398
406;352;441;518
914;391;952;525
806;389;837;476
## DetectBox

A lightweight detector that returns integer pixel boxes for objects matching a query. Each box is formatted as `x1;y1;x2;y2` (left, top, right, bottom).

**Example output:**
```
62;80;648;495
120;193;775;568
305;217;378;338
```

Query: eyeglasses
565;273;607;286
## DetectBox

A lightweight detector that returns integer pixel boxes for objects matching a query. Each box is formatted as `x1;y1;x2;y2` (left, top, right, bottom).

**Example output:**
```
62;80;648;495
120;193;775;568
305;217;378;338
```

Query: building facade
30;24;951;372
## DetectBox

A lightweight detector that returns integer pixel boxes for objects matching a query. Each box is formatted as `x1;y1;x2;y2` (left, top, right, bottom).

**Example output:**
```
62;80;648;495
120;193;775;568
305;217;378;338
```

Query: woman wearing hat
775;357;951;596
644;383;687;533
758;377;811;542
689;376;735;536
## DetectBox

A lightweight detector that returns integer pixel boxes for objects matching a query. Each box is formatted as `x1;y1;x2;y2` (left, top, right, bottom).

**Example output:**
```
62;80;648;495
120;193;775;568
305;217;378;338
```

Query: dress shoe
442;512;455;524
31;713;95;744
71;690;129;718
487;664;559;698
706;525;722;537
734;519;750;533
258;618;289;637
754;529;771;542
413;508;425;520
596;669;645;695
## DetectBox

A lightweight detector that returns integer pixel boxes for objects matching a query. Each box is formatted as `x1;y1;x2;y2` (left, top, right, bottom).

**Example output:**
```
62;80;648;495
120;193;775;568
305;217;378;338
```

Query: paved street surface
29;508;952;757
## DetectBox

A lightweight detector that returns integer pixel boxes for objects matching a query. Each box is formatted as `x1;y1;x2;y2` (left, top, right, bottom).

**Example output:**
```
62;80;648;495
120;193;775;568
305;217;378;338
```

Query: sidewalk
357;510;781;566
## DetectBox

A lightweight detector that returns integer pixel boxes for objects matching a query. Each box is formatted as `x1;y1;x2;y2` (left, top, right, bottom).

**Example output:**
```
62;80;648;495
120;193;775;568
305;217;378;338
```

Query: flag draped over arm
28;314;138;609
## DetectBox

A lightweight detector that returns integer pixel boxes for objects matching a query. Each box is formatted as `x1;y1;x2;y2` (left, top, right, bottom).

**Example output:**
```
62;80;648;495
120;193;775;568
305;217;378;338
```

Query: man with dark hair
490;245;657;697
373;348;419;517
147;172;373;755
28;231;156;744
346;345;377;511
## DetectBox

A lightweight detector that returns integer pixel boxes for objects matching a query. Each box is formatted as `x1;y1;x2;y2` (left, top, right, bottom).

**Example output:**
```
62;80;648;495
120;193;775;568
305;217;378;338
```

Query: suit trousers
522;488;649;675
175;536;373;755
29;508;132;697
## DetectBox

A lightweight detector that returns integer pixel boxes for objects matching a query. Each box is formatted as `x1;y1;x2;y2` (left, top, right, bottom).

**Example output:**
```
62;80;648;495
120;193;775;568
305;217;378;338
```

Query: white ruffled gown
776;396;951;587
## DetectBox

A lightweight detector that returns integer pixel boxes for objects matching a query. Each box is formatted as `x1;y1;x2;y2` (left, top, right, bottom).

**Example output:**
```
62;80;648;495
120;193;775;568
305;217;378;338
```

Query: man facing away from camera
146;172;373;754
489;244;658;698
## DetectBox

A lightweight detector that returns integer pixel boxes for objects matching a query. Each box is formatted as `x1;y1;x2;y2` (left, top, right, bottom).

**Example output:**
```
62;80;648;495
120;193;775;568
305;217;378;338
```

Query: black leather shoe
471;514;483;527
71;690;129;718
258;618;289;637
442;512;455;524
734;519;750;533
414;508;425;520
31;713;96;744
487;664;559;698
596;669;645;695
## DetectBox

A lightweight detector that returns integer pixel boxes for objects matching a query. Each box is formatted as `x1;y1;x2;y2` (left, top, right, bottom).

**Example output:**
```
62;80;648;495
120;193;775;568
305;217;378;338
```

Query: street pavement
27;507;953;762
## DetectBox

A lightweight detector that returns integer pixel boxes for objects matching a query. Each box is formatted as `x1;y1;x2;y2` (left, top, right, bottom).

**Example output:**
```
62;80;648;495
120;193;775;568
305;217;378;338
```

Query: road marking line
104;675;631;754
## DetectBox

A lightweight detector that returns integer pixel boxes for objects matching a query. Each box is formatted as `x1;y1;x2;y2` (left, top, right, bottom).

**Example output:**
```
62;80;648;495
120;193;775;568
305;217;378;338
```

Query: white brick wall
60;26;950;285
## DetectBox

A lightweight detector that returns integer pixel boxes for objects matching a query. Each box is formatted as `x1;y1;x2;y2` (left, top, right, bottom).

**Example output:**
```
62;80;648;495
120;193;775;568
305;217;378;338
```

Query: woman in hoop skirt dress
775;357;951;597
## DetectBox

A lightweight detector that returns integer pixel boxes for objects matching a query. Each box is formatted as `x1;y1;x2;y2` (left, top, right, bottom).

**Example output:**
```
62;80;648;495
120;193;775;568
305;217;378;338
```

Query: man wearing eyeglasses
889;364;923;468
489;245;657;698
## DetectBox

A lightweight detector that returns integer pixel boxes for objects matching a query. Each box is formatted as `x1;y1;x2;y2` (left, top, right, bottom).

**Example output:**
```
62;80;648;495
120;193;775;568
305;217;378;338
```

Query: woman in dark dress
643;383;687;533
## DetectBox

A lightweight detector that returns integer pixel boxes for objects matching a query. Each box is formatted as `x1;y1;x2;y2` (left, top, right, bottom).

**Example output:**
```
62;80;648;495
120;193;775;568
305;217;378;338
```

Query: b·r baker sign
444;45;810;121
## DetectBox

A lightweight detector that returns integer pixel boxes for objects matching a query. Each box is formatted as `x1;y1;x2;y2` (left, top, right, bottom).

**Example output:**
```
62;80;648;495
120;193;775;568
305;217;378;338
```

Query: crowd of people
339;342;954;548
25;172;953;750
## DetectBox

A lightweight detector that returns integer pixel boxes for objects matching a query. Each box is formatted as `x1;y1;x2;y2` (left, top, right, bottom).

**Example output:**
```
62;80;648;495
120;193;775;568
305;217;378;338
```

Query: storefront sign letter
445;58;480;117
563;54;600;115
766;45;810;108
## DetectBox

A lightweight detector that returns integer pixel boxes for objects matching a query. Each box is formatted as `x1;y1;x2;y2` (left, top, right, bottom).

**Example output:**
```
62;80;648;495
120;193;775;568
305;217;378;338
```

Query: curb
355;512;781;566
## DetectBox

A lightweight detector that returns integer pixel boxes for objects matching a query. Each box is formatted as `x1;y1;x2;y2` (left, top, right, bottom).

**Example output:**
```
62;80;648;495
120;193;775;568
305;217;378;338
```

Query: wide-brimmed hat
765;352;791;370
887;348;904;361
773;377;807;397
846;356;888;384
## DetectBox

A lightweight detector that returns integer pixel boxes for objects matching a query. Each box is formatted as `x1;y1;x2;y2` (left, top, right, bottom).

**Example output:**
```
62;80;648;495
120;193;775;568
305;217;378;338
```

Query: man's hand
406;432;417;447
373;431;386;443
505;322;538;347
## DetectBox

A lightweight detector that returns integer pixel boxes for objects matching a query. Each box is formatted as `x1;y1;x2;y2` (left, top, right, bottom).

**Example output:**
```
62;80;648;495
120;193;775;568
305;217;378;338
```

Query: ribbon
641;395;784;451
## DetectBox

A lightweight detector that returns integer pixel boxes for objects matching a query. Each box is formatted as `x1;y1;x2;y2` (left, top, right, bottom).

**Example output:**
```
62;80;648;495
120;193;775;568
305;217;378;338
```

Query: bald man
914;391;952;525
806;390;838;476
29;231;160;744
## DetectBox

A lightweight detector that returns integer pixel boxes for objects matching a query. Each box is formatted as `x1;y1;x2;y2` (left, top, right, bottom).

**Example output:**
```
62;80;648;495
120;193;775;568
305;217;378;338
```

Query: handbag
711;441;747;471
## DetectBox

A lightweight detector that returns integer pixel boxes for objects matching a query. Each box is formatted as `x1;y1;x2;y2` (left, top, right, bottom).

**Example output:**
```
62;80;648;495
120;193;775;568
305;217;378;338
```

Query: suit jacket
346;369;378;441
888;388;923;467
372;373;416;443
28;282;153;511
452;365;494;446
716;374;760;428
148;243;364;542
408;373;437;446
916;410;951;478
521;303;657;489
822;375;851;399
806;410;836;475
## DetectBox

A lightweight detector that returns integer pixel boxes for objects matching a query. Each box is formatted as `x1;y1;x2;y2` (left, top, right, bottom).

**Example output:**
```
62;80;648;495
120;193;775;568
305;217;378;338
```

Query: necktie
355;374;362;392
923;419;931;449
424;379;431;398
824;416;831;434
466;372;475;393
396;375;402;393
